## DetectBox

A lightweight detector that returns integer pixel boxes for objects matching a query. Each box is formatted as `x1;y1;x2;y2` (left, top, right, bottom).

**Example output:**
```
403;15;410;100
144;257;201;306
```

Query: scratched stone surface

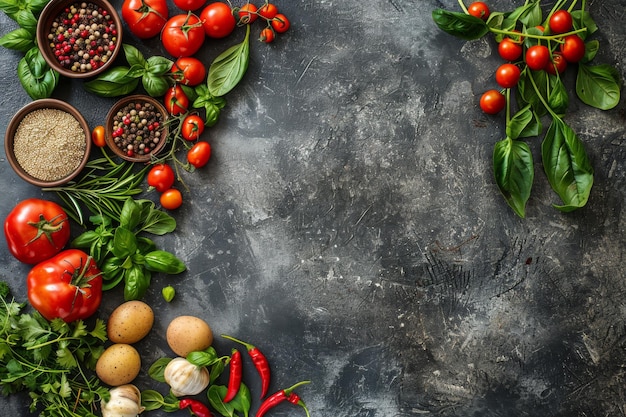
0;0;625;416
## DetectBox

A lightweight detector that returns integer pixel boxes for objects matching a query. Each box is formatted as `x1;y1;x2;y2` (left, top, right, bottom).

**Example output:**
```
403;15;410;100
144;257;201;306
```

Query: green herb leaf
144;250;186;274
431;9;489;41
142;72;171;97
0;27;34;51
571;10;597;39
120;198;142;231
141;389;166;411
83;66;140;97
208;25;250;97
506;104;542;140
493;137;534;218
582;39;599;63
140;206;177;235
123;265;151;301
547;76;569;116
576;63;621;110
14;9;37;32
230;382;251;417
123;43;146;67
112;227;138;259
518;0;541;28
187;347;219;367
208;385;236;417
148;358;172;382
146;55;173;76
17;47;58;99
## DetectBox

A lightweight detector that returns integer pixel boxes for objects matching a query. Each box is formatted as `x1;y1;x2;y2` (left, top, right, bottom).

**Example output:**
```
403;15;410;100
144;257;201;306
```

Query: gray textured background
1;0;625;416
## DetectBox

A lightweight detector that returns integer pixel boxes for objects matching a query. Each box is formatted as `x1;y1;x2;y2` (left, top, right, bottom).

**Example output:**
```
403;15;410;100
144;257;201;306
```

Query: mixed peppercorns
111;101;164;157
46;1;118;73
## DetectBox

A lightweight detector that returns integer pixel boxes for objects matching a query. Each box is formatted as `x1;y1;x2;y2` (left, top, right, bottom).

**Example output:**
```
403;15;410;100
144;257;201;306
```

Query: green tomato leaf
576;63;621;110
84;66;140;97
493;137;534;218
124;265;151;301
431;9;489;41
17;47;58;99
506;104;542;140
144;250;186;274
112;227;138;259
541;118;593;212
208;25;250;97
142;72;171;97
517;68;548;117
0;27;34;51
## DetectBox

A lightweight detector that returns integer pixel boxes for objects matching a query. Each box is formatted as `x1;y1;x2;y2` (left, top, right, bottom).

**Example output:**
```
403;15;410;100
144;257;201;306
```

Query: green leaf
431;9;489;41
144;250;186;274
112;227;138;259
493;137;534;218
518;1;542;28
506;104;542;139
547;76;569;116
123;43;146;68
123;265;151;301
146;56;173;76
119;198;142;231
571;10;597;39
0;27;34;51
208;25;250;97
582;39;599;63
83;66;140;97
576;63;621;110
140;207;177;235
14;9;36;32
17;47;59;99
187;347;219;367
148;358;172;383
541;118;593;211
517;68;548;116
142;72;171;97
229;382;251;417
208;385;236;417
141;390;166;412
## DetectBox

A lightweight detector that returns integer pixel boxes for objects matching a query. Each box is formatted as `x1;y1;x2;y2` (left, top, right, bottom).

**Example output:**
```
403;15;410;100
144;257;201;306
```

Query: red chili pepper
179;398;212;417
256;381;311;417
221;334;271;398
223;348;242;403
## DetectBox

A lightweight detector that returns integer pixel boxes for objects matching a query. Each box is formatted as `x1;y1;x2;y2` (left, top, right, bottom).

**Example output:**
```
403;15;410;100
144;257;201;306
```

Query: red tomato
495;63;520;88
161;13;206;57
260;27;274;43
181;114;205;140
238;2;257;24
480;89;505;115
91;125;106;147
4;198;71;264
467;2;490;20
147;163;175;192
172;56;207;86
121;0;169;39
549;10;573;34
560;35;585;63
161;189;183;210
545;52;568;75
187;141;211;168
525;45;550;71
164;85;189;115
498;38;522;61
173;0;206;11
200;2;236;38
271;13;290;33
27;249;103;322
258;3;278;19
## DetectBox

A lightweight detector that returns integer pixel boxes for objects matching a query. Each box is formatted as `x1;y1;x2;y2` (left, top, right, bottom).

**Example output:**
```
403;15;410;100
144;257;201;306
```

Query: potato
166;315;213;357
96;344;141;387
107;300;154;344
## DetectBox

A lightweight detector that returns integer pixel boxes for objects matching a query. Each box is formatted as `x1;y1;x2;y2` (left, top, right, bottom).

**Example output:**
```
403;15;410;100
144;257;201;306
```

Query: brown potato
166;315;213;357
96;344;141;387
107;300;154;344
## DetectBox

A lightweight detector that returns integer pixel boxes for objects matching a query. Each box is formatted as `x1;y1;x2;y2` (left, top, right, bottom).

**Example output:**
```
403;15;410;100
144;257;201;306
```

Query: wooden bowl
36;0;122;79
5;99;92;187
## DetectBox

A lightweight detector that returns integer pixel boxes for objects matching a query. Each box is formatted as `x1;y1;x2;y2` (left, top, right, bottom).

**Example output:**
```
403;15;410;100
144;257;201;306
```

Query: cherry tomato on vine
181;114;205;141
545;52;568;75
173;0;206;11
498;38;522;61
4;198;71;264
122;0;169;39
271;13;290;33
467;2;490;20
172;57;206;86
161;189;183;210
238;2;257;24
27;249;103;323
164;85;189;115
161;13;206;57
260;27;274;43
258;3;278;19
560;35;585;63
495;63;520;88
549;10;573;34
147;163;175;192
187;141;212;168
91;125;106;147
480;89;505;115
525;45;550;71
200;2;236;38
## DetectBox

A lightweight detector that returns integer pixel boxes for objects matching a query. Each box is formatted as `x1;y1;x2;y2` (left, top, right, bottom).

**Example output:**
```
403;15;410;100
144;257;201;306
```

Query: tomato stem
456;0;469;14
490;26;586;42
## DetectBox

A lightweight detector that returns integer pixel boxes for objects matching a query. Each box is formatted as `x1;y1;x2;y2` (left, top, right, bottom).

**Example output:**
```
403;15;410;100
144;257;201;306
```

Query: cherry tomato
91;125;106;147
161;189;183;210
164;85;189;115
560;35;585;63
498;38;522;61
173;0;206;11
467;2;490;20
525;45;550;71
495;63;521;88
200;2;236;38
271;13;289;33
147;163;175;192
549;10;573;34
27;249;103;323
545;52;568;75
260;27;274;43
4;198;71;264
480;89;505;115
238;2;257;24
258;3;278;19
187;141;212;168
172;56;207;86
121;0;169;39
181;114;205;141
161;13;206;57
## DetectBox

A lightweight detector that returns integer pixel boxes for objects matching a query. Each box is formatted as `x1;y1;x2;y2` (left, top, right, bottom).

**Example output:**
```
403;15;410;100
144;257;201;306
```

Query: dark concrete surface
1;0;626;416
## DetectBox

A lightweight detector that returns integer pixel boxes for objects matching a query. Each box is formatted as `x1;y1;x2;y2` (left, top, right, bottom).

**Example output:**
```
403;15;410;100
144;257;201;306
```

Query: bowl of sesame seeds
5;99;92;187
36;0;122;78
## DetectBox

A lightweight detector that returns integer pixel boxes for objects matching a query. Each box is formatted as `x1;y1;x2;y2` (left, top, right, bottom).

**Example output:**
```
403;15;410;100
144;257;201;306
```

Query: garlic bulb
164;357;210;397
101;384;145;417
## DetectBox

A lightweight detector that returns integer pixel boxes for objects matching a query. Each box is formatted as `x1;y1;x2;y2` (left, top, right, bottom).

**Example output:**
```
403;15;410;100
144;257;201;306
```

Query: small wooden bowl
5;99;92;187
36;0;122;79
105;95;169;163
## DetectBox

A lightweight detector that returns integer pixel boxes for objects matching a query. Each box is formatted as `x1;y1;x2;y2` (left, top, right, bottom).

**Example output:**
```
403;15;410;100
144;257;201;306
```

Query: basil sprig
17;47;59;99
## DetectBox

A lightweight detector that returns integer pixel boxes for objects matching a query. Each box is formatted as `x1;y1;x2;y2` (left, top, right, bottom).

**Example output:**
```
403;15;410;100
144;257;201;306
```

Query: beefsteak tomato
122;0;169;39
27;249;103;322
161;13;206;57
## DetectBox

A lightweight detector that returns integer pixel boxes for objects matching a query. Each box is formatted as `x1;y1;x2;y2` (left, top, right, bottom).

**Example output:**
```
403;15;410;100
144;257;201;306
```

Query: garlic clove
163;357;210;397
101;384;146;417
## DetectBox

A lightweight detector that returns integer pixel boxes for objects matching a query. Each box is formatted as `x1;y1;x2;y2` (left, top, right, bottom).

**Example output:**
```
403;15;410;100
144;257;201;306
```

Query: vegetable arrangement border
433;0;621;218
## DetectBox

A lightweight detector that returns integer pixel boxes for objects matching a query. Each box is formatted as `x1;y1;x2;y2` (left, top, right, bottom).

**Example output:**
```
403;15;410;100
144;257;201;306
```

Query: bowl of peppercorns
36;0;122;78
105;95;169;162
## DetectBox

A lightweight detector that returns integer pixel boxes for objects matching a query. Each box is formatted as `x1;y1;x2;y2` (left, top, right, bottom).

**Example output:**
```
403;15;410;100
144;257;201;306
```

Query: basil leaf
120;198;141;231
582;39;599;63
148;358;172;382
208;25;250;97
28;0;50;13
0;27;34;51
137;236;157;253
576;63;621;110
208;385;236;417
14;9;37;32
126;63;146;78
141;208;177;235
506;104;541;140
142;72;170;97
541;118;593;212
194;85;227;127
187;347;219;367
493;137;534;218
84;66;140;97
17;47;58;99
518;0;541;28
517;68;548;116
146;55;173;76
141;390;165;412
0;0;21;18
71;230;100;249
431;9;489;41
571;10;597;39
229;382;251;417
112;226;138;259
144;250;186;274
123;43;146;67
124;265;150;300
547;76;569;116
180;84;198;102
